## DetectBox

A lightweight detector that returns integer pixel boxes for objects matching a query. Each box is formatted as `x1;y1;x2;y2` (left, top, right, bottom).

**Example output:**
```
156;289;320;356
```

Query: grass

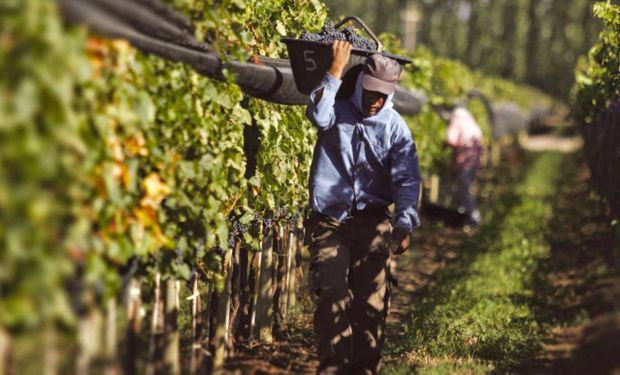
385;152;568;373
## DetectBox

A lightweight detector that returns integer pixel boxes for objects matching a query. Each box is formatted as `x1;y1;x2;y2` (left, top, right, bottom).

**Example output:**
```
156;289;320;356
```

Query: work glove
389;226;410;255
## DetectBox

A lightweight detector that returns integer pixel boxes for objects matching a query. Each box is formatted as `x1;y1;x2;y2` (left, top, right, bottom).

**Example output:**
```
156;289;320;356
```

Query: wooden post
227;239;242;347
146;273;164;375
163;279;181;375
206;280;217;373
43;324;58;375
222;262;232;352
212;248;233;371
76;306;103;375
285;222;297;315
249;245;262;333
189;276;202;375
295;225;305;279
0;328;11;375
430;174;440;204
124;278;142;375
104;298;120;375
253;227;273;342
273;224;287;337
235;243;252;340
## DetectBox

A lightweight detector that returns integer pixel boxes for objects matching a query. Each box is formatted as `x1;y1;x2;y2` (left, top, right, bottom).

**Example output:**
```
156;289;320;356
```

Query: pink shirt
446;108;483;148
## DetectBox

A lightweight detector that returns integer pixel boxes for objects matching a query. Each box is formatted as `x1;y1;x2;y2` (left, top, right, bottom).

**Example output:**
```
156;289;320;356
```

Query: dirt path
222;222;469;375
519;133;582;153
521;166;620;375
382;223;469;369
222;312;318;374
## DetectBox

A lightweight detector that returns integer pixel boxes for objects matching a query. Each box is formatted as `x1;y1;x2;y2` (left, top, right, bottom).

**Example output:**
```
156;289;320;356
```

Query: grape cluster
232;220;248;235
261;217;273;236
228;232;237;249
300;21;378;51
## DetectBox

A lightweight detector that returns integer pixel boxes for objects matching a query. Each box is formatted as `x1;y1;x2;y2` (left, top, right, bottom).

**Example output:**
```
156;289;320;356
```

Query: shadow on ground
524;164;620;375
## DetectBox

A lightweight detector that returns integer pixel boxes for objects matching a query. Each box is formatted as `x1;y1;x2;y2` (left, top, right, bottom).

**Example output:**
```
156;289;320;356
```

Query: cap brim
361;73;396;95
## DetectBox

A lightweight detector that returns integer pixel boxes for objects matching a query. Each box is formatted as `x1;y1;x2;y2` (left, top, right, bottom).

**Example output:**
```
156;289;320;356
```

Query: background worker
446;105;484;230
304;40;421;374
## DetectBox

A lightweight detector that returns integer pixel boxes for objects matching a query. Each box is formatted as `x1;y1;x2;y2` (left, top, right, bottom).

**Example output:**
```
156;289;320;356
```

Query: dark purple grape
300;22;378;51
228;233;236;248
262;217;272;236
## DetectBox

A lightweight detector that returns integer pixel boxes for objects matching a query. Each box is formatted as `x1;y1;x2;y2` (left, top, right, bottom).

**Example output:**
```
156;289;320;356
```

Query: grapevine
0;0;558;372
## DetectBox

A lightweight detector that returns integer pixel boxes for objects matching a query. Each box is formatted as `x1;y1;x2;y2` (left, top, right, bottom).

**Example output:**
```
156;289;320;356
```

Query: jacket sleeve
305;72;342;131
389;118;422;233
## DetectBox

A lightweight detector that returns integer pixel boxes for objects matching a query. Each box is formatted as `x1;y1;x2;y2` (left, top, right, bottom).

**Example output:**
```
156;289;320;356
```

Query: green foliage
574;2;620;219
0;0;552;333
164;0;328;220
574;1;620;123
0;0;91;329
0;0;328;329
342;0;602;99
388;153;565;372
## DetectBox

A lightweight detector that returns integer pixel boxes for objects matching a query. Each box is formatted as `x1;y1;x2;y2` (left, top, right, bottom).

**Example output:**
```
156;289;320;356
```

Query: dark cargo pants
456;166;481;224
306;210;393;375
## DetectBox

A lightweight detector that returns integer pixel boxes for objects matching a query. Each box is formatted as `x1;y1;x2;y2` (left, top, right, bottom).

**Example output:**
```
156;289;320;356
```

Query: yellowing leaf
133;206;157;227
125;133;148;157
140;173;171;208
107;134;124;162
275;21;287;36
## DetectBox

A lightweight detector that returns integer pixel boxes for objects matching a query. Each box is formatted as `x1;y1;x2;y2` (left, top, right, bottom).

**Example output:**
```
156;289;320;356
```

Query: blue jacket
306;72;421;233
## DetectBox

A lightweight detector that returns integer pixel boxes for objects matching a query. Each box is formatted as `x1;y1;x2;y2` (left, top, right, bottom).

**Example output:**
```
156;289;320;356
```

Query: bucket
282;16;411;96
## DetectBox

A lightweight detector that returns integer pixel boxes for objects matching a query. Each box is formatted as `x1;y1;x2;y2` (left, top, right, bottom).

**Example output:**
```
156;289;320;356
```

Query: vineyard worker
446;106;484;230
305;40;421;375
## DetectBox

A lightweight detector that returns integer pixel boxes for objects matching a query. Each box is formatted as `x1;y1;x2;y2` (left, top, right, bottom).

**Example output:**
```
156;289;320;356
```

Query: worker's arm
389;118;422;254
306;41;351;131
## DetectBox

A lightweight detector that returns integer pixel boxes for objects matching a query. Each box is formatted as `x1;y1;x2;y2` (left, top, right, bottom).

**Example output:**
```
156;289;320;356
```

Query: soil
221;221;469;375
221;313;318;374
522;165;620;375
221;150;620;375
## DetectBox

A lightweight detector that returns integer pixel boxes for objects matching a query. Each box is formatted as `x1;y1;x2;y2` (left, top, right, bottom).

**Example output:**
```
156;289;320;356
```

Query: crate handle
334;16;384;52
